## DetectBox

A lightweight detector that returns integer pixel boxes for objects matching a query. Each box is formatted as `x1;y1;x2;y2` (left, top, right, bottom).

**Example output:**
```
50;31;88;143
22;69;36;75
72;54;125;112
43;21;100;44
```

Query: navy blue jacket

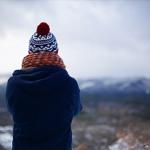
6;65;82;150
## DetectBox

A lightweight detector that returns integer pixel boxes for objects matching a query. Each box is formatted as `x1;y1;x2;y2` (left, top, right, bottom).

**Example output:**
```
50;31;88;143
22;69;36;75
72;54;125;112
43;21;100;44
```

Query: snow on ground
109;133;150;150
0;126;12;150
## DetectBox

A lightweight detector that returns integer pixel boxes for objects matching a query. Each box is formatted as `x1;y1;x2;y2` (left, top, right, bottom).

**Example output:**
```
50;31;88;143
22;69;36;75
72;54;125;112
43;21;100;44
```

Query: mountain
0;74;150;109
0;74;10;109
0;83;7;109
79;78;150;95
78;78;150;107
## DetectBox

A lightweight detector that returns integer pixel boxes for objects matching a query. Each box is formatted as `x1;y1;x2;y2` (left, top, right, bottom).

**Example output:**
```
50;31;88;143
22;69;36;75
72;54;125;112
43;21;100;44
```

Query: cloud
0;0;150;78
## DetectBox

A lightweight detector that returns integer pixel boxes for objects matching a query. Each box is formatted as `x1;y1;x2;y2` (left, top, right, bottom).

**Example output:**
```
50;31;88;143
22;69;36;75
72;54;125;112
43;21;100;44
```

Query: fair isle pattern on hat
29;32;58;53
28;22;58;53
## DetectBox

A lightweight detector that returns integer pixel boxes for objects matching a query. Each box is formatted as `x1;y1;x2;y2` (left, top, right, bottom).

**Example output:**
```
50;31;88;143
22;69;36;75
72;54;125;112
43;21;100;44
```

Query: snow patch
109;134;150;150
0;126;12;150
79;81;95;90
109;138;129;150
0;132;12;150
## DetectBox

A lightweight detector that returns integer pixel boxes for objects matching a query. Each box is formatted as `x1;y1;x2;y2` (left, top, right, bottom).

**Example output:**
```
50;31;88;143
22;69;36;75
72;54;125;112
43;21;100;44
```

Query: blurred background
0;0;150;150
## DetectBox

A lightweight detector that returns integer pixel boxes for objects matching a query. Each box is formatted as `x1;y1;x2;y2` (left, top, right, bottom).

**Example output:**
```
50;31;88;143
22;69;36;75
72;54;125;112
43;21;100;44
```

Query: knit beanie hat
22;22;65;69
29;22;58;53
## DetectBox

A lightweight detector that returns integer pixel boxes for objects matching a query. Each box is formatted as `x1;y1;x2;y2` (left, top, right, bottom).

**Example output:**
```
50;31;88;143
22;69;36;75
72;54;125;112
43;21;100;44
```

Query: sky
0;0;150;78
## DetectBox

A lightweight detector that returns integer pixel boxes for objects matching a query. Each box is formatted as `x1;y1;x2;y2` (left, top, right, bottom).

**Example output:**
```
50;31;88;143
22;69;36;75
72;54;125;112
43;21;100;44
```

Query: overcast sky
0;0;150;78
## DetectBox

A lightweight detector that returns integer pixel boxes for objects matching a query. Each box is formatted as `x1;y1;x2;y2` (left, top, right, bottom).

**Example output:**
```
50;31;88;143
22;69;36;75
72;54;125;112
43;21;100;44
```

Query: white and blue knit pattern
29;32;58;53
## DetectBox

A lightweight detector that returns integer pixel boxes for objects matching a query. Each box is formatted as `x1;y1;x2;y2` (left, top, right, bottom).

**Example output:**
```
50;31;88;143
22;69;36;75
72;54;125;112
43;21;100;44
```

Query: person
6;22;83;150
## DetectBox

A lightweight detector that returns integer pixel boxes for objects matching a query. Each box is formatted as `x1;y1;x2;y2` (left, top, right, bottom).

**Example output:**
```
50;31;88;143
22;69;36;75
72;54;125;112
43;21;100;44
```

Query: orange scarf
22;52;66;69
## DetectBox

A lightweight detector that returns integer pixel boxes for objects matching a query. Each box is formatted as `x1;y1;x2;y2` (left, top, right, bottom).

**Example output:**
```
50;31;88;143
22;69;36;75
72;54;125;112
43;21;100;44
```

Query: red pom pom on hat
36;22;50;36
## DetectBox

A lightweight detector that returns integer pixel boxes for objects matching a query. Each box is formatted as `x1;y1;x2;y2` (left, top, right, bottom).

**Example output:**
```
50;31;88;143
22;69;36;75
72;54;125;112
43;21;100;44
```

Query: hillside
0;76;150;150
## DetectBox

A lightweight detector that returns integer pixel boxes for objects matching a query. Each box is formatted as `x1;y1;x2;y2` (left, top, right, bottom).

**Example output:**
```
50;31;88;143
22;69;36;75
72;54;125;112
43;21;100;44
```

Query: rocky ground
0;101;150;150
72;102;150;150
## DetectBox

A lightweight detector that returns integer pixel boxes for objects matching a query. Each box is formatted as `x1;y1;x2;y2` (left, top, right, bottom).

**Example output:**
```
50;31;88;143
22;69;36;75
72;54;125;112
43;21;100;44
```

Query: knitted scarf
22;52;66;69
